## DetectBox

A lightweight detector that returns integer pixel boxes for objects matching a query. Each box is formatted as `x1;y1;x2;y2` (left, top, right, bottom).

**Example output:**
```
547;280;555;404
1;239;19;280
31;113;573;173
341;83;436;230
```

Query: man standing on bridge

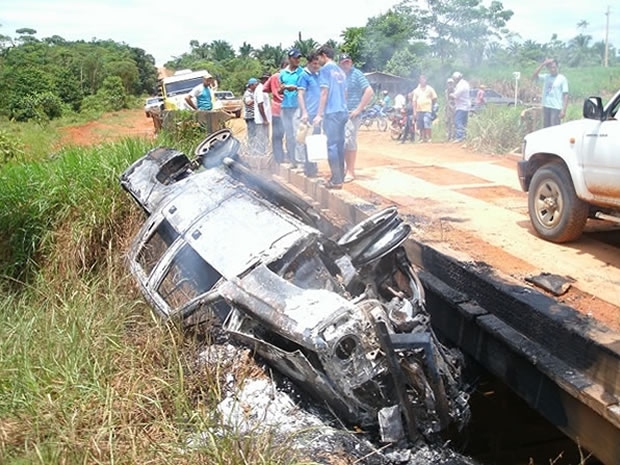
339;53;374;183
185;73;215;111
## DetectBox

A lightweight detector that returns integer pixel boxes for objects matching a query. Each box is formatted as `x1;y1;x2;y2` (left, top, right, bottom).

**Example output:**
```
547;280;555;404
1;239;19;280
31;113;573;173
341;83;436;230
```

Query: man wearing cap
450;71;470;143
315;44;348;189
339;53;374;183
244;78;258;148
280;49;304;166
185;73;215;111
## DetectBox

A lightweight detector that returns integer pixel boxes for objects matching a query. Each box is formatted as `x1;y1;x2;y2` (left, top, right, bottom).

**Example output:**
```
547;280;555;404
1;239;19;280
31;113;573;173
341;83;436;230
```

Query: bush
9;92;64;122
467;106;525;154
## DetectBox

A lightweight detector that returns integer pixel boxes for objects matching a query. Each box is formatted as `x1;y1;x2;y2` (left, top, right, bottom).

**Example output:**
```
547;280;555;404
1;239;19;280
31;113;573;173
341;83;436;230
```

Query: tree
362;3;429;70
238;41;253;58
293;33;319;57
423;0;514;66
385;47;421;78
340;27;366;64
254;44;286;71
567;33;594;66
210;40;235;61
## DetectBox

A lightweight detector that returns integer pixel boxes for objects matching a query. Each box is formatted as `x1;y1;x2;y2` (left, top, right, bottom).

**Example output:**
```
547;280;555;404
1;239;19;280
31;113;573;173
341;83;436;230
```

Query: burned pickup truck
120;129;470;442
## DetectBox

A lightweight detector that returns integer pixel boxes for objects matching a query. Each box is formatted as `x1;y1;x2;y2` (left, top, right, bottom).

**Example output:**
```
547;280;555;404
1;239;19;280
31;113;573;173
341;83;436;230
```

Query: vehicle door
581;93;620;200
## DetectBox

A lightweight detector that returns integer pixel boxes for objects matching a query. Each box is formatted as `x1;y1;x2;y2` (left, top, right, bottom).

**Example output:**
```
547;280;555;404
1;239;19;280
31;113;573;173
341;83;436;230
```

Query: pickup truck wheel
528;164;589;243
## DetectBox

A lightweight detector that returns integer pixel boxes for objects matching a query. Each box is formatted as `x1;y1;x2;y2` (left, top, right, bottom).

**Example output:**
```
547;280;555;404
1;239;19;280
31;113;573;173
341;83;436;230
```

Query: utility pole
604;5;610;67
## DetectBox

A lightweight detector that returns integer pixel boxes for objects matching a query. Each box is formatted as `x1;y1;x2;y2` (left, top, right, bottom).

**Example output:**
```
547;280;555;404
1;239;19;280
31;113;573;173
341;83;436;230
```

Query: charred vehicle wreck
120;129;471;443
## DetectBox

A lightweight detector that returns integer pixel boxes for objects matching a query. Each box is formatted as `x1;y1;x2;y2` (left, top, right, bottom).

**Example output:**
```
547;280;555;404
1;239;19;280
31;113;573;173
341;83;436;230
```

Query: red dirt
58;109;156;147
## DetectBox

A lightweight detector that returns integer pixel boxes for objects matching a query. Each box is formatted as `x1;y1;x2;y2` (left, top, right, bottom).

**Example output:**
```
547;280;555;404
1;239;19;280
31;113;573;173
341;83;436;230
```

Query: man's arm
313;87;328;126
257;102;268;125
532;58;553;80
185;91;197;110
298;88;308;122
560;92;569;119
351;85;374;118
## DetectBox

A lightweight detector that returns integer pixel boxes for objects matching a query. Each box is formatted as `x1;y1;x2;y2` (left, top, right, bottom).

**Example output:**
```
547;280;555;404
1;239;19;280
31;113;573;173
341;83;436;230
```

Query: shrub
9;92;64;122
467;106;525;154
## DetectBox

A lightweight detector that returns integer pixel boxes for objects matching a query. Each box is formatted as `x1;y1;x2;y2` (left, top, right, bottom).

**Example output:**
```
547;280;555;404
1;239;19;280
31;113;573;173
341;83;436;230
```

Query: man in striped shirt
339;54;374;183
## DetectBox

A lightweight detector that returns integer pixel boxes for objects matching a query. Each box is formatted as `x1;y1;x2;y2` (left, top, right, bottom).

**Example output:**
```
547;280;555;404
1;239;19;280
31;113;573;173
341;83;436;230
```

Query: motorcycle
389;108;409;141
360;104;389;132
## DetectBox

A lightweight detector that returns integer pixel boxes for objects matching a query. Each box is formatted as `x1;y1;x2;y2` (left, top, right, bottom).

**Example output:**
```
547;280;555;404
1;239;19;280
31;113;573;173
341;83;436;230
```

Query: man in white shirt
253;74;272;156
450;72;470;143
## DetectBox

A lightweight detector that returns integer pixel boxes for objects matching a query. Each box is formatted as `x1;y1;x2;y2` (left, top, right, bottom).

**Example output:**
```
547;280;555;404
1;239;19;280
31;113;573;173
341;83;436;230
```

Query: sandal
344;175;355;183
325;181;343;190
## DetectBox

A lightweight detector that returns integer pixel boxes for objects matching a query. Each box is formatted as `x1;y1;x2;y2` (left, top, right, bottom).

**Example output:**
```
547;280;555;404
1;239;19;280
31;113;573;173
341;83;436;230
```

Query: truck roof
162;70;210;84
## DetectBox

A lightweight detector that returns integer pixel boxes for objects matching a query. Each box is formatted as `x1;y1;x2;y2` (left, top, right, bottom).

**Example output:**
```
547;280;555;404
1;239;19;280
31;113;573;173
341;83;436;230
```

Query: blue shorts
416;112;433;129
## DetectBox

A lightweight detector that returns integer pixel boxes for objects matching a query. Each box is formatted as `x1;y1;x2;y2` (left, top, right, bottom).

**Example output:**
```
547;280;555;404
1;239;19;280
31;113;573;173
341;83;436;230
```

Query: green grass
468;64;620;103
0;137;307;464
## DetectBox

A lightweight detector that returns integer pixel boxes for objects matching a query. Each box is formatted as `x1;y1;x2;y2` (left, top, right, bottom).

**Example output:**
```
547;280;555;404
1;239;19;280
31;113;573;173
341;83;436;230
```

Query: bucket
306;134;328;161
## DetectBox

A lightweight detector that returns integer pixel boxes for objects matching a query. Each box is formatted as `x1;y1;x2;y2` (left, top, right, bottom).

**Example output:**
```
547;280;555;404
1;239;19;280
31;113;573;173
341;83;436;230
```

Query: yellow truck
159;69;211;110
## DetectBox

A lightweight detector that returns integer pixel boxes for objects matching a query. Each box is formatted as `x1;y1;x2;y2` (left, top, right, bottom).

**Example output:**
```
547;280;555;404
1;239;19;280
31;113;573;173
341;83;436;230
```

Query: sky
1;0;618;66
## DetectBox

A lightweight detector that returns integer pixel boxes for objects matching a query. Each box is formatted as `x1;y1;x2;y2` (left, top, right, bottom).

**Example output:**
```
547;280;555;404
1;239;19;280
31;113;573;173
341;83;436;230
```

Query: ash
189;344;478;465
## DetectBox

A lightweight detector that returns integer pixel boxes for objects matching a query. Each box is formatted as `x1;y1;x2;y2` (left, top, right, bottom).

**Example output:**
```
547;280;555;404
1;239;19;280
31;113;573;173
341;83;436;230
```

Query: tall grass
0;138;304;464
467;106;525;154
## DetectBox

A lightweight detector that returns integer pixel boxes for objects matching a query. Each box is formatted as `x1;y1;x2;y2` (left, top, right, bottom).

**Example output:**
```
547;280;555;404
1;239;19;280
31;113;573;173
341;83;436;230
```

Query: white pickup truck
518;90;620;243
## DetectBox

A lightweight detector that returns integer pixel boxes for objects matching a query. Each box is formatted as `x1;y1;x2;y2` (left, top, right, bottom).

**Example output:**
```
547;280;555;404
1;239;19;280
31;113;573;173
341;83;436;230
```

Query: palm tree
254;44;286;71
567;33;593;66
210;40;235;61
293;33;319;57
238;41;253;58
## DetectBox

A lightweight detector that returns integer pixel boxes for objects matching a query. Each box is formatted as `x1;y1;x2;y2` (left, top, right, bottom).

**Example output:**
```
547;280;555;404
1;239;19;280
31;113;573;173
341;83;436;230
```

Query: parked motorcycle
389;108;408;141
360;104;389;132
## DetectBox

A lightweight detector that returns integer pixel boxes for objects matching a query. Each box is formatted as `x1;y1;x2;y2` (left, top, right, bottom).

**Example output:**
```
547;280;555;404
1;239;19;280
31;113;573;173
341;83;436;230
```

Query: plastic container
306;134;328;161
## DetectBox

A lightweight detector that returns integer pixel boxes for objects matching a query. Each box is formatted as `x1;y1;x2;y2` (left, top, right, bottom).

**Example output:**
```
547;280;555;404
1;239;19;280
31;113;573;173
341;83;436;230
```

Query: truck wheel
528;163;589;243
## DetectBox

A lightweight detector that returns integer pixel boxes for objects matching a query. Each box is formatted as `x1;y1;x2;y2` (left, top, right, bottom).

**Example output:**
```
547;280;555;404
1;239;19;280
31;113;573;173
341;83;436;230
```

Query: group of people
241;45;374;189
184;54;568;180
388;71;470;144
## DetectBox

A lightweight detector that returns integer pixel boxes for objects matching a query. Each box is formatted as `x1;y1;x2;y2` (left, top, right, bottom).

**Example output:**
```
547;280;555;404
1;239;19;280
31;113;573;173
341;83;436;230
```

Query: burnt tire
528;163;589;243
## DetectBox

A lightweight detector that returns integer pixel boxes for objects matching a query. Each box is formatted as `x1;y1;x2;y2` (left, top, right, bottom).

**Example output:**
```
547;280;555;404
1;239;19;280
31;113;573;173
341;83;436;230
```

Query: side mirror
583;97;603;120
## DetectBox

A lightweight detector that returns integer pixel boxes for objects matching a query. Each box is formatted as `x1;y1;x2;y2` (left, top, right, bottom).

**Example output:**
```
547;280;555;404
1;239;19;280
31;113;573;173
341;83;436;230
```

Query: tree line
0;27;158;122
1;0;616;122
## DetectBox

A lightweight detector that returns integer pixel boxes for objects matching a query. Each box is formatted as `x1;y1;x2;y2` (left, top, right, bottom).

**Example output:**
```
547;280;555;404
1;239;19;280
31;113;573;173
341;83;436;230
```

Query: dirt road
60;110;620;332
349;128;620;332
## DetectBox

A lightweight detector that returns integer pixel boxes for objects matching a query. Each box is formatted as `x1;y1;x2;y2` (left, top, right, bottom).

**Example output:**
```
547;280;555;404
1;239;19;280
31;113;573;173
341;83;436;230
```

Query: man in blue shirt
532;58;569;128
185;73;214;111
280;48;304;166
297;51;322;177
339;54;374;183
315;45;348;189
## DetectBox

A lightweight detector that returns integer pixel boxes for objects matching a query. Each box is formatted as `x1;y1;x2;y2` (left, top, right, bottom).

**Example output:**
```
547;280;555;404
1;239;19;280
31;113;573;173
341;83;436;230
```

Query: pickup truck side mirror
583;97;603;120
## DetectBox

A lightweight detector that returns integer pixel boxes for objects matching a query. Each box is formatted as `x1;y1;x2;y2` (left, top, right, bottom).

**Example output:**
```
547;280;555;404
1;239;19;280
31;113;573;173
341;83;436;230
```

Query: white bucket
306;134;328;161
